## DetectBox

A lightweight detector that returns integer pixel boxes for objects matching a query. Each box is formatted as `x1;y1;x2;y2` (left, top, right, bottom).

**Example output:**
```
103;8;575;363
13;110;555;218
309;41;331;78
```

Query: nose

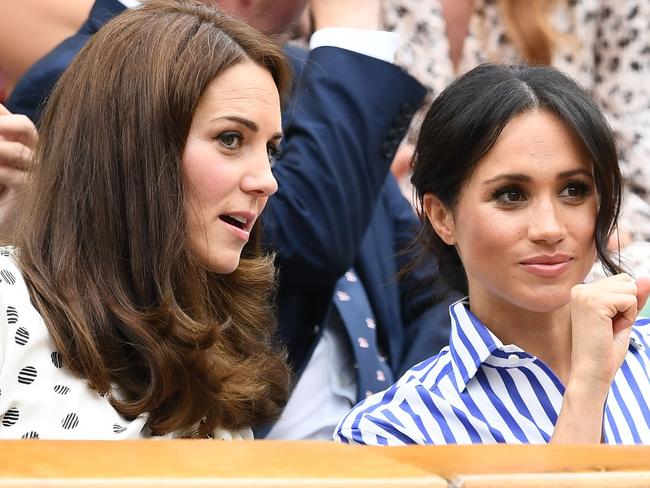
527;198;567;245
241;152;278;197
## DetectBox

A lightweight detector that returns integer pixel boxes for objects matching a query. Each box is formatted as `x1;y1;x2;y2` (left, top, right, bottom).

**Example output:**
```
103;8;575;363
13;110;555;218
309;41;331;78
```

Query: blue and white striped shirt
334;299;650;445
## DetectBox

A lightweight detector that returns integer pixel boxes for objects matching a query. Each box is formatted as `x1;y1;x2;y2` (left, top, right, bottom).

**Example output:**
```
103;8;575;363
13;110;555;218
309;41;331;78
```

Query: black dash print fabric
0;248;152;439
0;247;246;440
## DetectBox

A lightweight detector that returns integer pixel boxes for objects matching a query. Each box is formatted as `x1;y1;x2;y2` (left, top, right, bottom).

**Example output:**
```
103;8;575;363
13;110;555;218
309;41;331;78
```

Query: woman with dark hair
336;63;650;445
386;0;650;280
0;0;291;439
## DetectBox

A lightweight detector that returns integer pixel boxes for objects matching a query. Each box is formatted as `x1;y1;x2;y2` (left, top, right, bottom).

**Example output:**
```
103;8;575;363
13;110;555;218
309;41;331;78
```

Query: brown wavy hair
16;0;292;436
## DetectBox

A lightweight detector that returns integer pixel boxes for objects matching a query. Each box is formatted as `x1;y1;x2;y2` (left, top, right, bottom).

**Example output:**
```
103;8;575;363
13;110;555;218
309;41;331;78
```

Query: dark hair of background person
410;63;623;295
15;0;292;437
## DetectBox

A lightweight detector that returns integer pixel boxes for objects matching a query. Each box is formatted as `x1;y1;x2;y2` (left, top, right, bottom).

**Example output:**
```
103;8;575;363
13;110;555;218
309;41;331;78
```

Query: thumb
635;276;650;313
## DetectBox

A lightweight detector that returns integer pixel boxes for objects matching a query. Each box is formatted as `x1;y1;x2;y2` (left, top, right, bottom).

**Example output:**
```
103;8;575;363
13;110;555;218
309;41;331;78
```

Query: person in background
336;63;650;445
0;0;290;439
262;0;455;439
4;0;455;440
386;0;650;278
0;0;92;98
0;105;34;236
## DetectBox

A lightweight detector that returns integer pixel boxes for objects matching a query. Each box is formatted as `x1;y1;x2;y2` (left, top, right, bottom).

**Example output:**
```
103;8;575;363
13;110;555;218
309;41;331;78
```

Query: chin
209;258;241;274
513;286;573;314
197;249;241;274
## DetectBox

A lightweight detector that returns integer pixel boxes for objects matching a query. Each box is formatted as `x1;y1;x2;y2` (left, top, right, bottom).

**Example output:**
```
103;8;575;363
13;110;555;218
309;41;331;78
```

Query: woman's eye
217;131;242;149
494;188;526;204
559;182;590;199
267;143;281;166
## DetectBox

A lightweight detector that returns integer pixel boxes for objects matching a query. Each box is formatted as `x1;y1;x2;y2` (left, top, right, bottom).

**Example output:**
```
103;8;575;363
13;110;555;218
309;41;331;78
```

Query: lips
519;254;573;278
219;211;256;240
520;254;572;265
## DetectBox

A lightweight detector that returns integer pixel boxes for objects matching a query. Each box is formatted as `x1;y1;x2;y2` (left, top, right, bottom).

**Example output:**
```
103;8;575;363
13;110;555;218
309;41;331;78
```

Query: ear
422;193;456;245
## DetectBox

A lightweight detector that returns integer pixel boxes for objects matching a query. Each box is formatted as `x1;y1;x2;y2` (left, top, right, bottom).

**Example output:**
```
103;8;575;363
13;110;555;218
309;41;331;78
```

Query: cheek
183;148;234;205
572;204;598;257
455;209;523;265
257;196;270;212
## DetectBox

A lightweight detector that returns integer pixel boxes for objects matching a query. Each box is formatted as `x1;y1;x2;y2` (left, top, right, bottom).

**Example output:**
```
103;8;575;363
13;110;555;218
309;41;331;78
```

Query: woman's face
183;60;281;273
425;109;599;314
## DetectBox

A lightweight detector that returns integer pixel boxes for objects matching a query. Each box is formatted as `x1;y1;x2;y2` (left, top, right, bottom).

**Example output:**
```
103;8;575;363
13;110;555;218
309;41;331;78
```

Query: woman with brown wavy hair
0;0;291;439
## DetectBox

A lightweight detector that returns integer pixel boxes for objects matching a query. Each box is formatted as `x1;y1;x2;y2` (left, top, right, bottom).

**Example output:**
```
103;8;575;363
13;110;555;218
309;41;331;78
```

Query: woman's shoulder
0;246;34;320
633;316;650;336
633;316;650;330
0;246;22;282
630;316;650;356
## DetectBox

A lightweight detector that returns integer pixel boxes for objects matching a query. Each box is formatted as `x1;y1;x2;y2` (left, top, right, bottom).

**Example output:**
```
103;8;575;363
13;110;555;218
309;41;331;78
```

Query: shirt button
507;354;520;365
631;337;646;352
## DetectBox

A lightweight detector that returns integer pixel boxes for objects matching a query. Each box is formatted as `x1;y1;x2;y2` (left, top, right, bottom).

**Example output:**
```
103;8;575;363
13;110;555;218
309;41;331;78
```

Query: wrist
565;374;610;404
568;355;617;392
552;383;607;444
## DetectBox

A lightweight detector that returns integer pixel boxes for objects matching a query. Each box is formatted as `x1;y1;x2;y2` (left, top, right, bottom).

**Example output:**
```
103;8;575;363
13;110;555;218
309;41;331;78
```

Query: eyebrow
482;168;594;185
212;115;283;141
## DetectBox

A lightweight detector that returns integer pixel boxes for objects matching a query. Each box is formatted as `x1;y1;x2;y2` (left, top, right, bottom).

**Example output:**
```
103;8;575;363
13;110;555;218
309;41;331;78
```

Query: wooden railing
0;441;649;487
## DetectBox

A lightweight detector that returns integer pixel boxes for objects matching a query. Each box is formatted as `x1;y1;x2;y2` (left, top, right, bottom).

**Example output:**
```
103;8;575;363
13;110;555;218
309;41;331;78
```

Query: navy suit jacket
8;0;456;397
269;46;456;383
7;0;125;122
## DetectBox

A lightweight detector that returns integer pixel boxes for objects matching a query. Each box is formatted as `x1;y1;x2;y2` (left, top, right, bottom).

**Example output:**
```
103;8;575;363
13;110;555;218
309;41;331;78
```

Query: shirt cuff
309;28;397;64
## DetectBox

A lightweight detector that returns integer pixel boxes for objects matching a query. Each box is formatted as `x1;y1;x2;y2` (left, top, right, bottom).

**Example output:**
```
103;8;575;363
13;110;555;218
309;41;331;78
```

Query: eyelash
491;180;593;207
267;143;281;166
216;131;282;166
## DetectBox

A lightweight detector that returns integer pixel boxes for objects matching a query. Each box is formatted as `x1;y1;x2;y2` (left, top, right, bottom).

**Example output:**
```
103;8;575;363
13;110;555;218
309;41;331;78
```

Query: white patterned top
0;249;252;440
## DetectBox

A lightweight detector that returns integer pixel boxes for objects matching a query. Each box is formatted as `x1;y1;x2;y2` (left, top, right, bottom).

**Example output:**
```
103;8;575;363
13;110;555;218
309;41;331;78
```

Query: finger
0;104;10;116
635;276;650;313
0;115;38;147
606;273;634;283
586;273;636;293
580;278;637;297
611;293;640;334
0;141;33;170
0;165;28;190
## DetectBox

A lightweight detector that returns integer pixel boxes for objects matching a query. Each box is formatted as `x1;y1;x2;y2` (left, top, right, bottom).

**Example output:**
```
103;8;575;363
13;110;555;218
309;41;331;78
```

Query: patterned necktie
333;269;394;400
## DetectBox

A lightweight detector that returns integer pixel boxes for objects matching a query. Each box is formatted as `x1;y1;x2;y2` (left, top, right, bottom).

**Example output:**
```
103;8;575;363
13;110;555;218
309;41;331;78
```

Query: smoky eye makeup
490;184;528;206
558;179;594;200
267;143;281;166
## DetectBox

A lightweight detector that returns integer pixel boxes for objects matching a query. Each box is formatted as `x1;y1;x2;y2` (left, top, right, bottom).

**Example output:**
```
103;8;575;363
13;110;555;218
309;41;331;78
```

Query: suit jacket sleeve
7;0;126;122
262;47;426;289
6;34;92;123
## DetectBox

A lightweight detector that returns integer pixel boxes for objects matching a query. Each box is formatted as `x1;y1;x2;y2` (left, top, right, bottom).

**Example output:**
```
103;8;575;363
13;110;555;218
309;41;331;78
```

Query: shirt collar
447;302;650;393
447;298;506;393
630;317;650;353
117;0;141;8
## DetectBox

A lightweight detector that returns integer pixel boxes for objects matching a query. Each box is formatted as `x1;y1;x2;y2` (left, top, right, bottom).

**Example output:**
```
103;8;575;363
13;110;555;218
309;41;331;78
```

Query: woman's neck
468;293;573;385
